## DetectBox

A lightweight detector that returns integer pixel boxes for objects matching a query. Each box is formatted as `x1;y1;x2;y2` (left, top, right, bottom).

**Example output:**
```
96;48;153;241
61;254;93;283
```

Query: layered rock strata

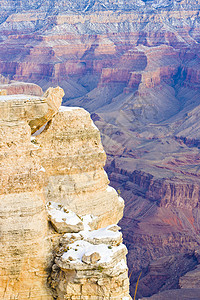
29;86;64;134
0;87;130;299
1;1;200;299
0;94;52;299
0;82;43;96
35;105;124;229
47;202;130;299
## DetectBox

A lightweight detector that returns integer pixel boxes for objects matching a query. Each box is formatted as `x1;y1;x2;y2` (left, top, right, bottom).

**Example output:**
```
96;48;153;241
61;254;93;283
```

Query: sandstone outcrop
29;86;64;134
48;202;130;299
35;105;124;229
0;94;52;299
1;1;200;299
0;87;131;299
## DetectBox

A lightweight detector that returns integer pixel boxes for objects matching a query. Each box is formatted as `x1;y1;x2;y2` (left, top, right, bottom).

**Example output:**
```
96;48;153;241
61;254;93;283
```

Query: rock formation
140;251;200;298
34;105;124;229
47;203;129;299
0;87;131;299
1;0;200;298
29;86;64;134
0;94;51;299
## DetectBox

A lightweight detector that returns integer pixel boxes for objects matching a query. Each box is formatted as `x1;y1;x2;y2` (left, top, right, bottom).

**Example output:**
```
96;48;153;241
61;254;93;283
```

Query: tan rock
0;81;43;96
0;88;7;95
0;120;52;299
51;227;131;299
82;252;101;264
35;106;124;228
0;94;48;122
108;224;121;232
29;86;64;134
46;202;84;233
62;224;123;246
0;91;130;299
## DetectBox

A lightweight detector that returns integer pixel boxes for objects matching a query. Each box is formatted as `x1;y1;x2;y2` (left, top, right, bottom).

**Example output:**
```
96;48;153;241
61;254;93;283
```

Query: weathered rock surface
0;88;130;299
105;147;200;297
136;252;198;298
29;86;64;134
0;0;199;16
0;75;43;95
0;94;47;123
1;1;200;299
50;222;131;300
0;95;52;299
46;202;84;234
0;81;43;96
35;105;124;229
179;264;200;289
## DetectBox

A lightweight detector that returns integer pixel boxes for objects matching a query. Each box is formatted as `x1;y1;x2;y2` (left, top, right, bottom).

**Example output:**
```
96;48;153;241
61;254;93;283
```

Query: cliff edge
0;87;131;299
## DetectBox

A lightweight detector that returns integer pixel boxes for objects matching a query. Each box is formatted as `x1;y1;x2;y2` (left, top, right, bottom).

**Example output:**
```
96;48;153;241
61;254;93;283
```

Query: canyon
1;0;200;299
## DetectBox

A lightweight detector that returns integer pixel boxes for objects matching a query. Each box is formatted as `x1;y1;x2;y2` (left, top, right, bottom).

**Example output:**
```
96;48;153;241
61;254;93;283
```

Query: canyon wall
1;0;200;298
0;88;131;299
0;95;51;299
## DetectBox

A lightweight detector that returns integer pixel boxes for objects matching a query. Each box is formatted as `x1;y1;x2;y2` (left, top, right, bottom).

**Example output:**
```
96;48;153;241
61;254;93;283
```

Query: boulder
82;252;101;264
29;86;64;134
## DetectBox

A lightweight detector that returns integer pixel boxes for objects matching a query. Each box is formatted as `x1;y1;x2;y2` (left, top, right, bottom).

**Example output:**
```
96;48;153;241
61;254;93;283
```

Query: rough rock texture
0;87;130;299
46;202;84;233
50;221;130;300
140;253;200;299
179;264;200;289
35;105;124;229
105;150;200;298
0;1;199;99
0;75;43;95
0;95;52;299
0;0;199;16
136;252;198;298
1;1;200;299
0;82;43;96
29;86;64;134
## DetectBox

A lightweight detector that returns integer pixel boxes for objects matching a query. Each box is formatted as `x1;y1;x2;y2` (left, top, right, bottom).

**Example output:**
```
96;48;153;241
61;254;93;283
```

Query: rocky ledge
0;87;131;299
47;202;130;299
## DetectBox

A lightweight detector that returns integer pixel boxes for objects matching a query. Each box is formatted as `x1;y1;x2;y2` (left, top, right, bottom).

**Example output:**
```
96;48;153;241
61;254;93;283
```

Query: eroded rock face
0;2;199;299
0;81;43;96
50;221;130;300
46;202;84;233
0;88;130;299
29;86;64;134
179;264;200;289
0;95;52;299
35;106;124;229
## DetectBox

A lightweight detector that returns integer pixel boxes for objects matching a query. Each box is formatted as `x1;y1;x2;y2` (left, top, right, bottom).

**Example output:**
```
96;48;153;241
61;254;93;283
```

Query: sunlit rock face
1;1;200;299
35;105;124;229
47;202;130;299
0;94;52;299
0;87;130;299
